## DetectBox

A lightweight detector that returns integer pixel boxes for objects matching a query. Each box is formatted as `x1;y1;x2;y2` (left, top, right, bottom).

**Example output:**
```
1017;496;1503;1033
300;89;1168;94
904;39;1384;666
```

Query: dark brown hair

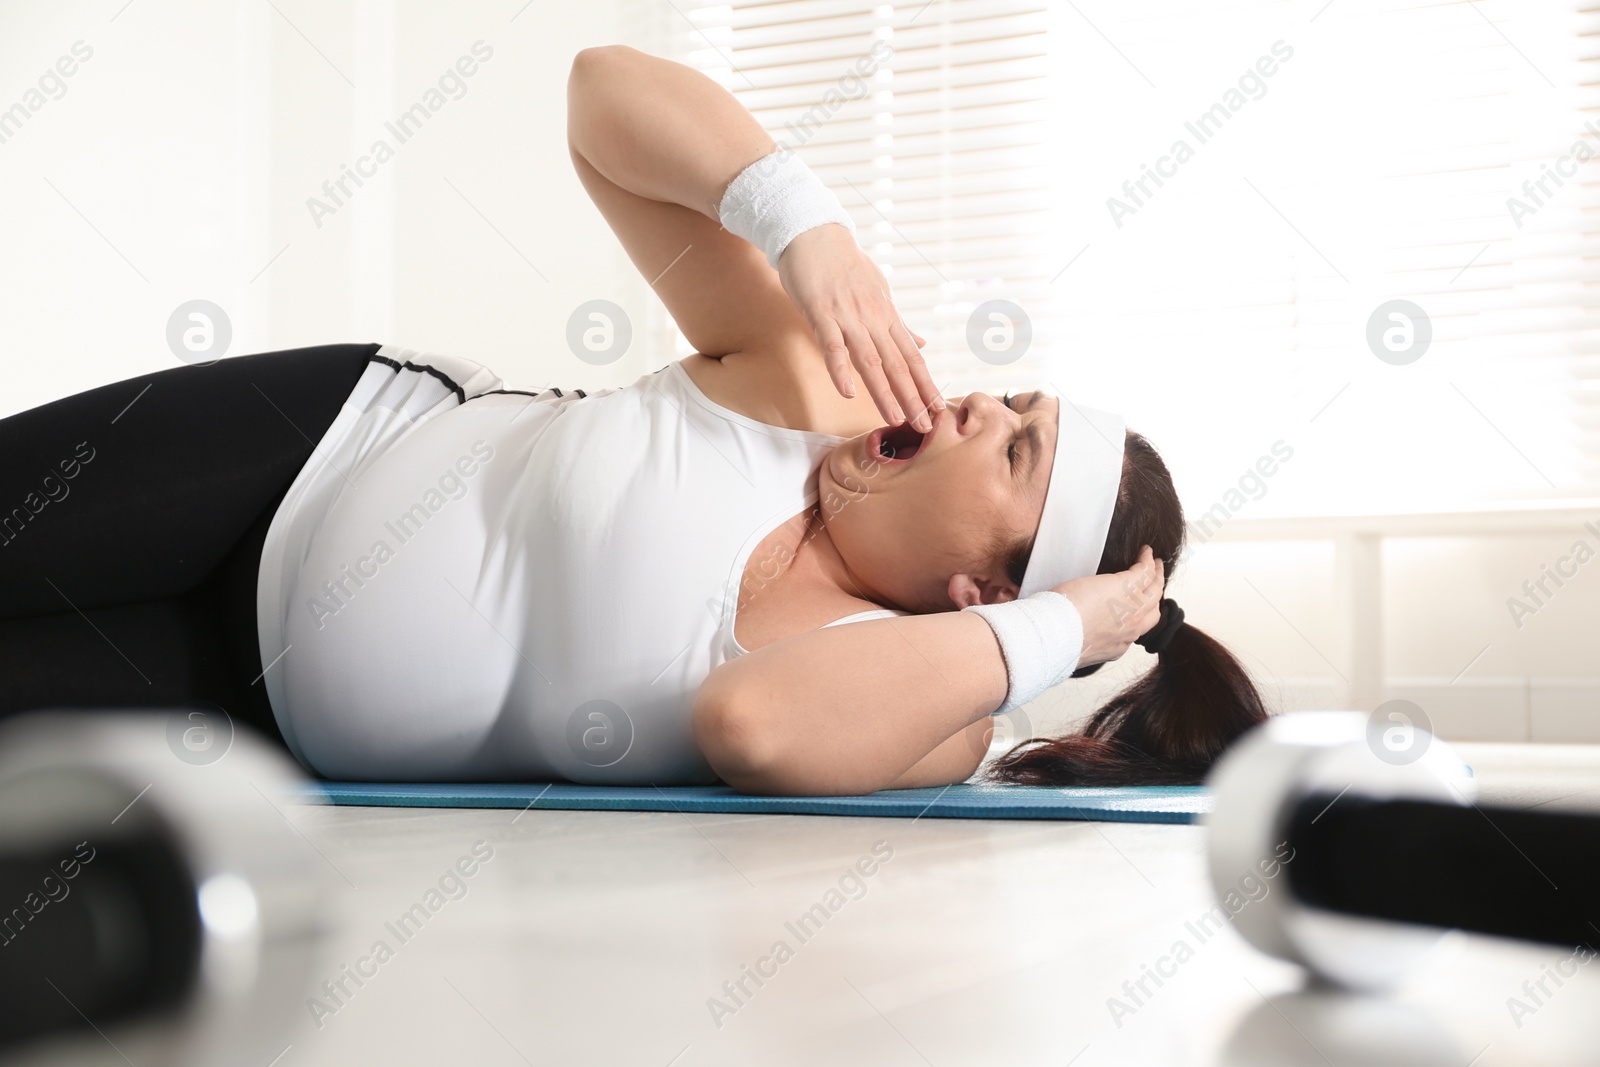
984;431;1268;786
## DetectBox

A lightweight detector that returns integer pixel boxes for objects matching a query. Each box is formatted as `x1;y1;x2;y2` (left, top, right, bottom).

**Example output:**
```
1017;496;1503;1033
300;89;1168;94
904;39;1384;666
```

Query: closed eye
1003;392;1019;469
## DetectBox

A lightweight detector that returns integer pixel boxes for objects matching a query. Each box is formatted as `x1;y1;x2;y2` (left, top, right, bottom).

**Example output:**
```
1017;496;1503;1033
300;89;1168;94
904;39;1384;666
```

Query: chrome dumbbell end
0;710;339;1067
1204;710;1478;990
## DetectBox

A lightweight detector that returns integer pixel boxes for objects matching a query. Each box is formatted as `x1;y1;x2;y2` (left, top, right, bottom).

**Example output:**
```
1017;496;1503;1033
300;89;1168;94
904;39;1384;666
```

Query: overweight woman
0;46;1266;793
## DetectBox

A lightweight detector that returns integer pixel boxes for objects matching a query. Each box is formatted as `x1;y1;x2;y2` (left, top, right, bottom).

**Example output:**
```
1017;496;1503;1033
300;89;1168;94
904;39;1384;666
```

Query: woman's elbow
570;45;640;91
568;46;642;152
692;682;780;792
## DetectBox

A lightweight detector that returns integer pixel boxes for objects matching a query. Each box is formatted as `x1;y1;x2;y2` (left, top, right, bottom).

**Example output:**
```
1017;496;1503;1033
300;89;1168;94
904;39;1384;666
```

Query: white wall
0;0;662;416
3;0;1595;742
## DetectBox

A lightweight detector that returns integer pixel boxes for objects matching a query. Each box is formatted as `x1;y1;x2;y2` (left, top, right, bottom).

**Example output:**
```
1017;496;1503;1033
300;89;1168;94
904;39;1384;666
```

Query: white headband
1018;398;1127;598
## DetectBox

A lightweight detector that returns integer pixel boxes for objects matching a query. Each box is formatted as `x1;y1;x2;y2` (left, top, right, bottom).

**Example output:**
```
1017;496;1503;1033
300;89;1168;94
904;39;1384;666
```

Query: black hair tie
1135;598;1185;655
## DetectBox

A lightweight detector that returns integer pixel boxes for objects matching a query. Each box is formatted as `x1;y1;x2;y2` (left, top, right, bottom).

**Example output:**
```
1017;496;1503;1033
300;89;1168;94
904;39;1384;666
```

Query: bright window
665;1;1597;516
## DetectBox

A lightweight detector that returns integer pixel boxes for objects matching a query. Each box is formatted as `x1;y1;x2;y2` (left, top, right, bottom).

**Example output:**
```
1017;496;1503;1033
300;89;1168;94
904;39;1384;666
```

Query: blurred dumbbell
0;710;338;1066
1206;710;1600;990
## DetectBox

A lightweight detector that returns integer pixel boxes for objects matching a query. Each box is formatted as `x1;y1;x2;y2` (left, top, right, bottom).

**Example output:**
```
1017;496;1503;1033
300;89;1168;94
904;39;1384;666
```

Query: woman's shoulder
675;344;885;440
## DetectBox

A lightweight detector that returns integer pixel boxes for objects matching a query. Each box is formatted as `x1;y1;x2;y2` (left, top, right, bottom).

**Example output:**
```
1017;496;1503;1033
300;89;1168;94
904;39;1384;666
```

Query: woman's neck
779;502;902;613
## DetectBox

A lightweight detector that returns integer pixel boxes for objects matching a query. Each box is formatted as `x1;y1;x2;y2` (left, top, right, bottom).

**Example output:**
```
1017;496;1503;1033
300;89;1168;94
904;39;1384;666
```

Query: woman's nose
957;392;1001;433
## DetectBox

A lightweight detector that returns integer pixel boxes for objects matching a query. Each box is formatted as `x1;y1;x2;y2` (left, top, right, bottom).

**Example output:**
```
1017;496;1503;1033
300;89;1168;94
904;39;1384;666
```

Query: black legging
0;343;380;743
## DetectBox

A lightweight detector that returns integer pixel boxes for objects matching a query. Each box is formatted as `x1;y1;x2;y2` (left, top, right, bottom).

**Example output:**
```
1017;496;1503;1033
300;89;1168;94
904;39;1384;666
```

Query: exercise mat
283;781;1212;824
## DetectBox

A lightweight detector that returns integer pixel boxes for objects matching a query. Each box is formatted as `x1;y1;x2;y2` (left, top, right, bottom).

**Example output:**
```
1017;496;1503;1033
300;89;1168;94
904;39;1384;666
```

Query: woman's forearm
567;45;775;218
693;611;1010;795
886;719;995;789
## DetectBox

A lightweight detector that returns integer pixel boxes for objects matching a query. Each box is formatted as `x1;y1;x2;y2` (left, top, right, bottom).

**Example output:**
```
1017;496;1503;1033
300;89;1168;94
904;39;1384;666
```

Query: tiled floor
20;744;1600;1066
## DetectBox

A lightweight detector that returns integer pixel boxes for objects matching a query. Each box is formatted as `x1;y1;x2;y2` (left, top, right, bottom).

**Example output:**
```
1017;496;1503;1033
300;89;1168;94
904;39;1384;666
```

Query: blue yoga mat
283;781;1212;824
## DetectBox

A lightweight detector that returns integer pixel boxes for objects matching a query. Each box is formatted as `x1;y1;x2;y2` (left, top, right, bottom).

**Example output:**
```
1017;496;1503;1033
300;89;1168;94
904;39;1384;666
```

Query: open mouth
871;422;928;464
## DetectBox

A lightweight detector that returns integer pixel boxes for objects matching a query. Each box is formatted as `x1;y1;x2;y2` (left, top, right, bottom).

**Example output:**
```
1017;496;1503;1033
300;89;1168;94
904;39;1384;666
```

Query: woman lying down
0;46;1266;794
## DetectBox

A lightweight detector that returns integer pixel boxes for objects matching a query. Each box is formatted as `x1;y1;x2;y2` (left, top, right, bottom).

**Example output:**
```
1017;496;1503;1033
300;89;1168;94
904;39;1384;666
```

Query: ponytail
983;429;1269;787
984;622;1266;786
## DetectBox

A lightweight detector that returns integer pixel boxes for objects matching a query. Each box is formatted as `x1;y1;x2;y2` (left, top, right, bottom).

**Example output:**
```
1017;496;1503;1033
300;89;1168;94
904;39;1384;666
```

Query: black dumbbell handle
1286;793;1600;950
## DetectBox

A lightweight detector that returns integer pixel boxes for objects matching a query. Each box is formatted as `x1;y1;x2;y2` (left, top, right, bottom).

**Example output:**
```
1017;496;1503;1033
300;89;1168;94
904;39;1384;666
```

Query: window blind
661;0;1599;515
665;0;1054;403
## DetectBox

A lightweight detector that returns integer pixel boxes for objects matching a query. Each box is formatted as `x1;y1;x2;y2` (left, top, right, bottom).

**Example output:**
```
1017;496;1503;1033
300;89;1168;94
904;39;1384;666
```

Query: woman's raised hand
777;224;943;432
1055;546;1166;667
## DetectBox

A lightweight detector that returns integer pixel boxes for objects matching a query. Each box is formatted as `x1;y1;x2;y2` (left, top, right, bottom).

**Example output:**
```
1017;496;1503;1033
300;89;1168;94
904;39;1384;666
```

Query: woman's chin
824;437;867;492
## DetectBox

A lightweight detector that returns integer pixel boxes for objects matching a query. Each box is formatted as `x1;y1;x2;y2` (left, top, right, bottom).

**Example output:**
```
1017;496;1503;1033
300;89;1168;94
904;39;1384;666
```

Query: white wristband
717;148;857;269
961;591;1085;717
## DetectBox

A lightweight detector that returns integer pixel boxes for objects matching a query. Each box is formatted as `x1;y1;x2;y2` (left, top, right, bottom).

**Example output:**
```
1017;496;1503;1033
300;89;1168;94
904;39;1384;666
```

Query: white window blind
661;0;1600;517
666;0;1054;403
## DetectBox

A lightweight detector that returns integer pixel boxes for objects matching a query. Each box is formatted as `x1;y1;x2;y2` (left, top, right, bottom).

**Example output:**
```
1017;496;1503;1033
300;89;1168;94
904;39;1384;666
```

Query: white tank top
256;345;904;783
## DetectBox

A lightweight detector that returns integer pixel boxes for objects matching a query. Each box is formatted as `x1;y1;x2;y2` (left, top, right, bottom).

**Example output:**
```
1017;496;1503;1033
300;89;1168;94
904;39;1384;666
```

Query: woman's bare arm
568;45;775;222
887;718;994;789
694;611;1010;796
568;46;799;358
567;45;939;430
694;548;1166;795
